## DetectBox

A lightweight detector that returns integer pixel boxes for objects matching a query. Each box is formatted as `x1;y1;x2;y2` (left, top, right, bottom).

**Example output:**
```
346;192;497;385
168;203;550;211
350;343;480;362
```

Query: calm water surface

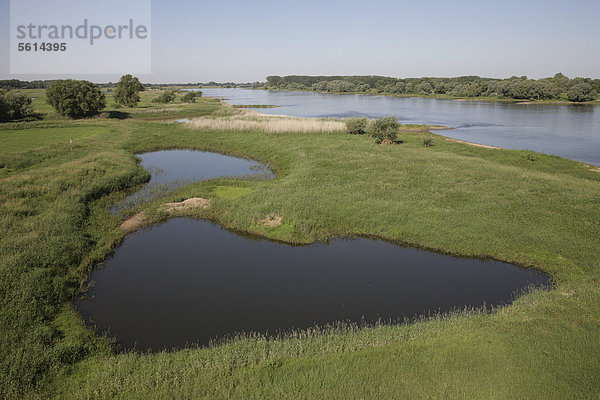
77;218;549;352
198;88;600;165
114;150;272;212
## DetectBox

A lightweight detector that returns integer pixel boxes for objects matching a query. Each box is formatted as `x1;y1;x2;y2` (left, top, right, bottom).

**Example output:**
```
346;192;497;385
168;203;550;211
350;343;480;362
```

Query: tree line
0;75;205;121
0;79;257;91
265;74;599;102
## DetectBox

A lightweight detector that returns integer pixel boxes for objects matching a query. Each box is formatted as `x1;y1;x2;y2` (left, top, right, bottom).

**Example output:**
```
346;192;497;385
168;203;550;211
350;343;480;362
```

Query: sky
1;0;599;83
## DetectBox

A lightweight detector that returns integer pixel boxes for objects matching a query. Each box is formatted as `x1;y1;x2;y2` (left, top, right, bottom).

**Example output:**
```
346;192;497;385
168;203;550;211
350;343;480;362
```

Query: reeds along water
186;114;346;133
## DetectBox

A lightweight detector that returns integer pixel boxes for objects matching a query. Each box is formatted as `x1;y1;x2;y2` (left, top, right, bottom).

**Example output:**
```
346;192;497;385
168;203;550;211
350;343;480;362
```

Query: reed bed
186;113;346;133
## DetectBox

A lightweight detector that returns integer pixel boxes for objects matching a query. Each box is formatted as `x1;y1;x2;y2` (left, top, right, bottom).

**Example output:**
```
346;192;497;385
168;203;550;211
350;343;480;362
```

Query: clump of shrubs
0;89;33;122
522;151;538;161
367;116;399;144
152;90;178;104
345;116;400;144
423;135;434;147
181;91;202;103
345;117;368;134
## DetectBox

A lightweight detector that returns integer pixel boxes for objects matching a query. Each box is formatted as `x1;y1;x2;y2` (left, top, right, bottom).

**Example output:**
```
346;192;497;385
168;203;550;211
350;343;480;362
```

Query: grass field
0;89;599;399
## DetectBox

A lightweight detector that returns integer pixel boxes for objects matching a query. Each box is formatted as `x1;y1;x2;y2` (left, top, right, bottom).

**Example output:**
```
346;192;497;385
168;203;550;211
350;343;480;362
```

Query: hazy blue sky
1;0;599;83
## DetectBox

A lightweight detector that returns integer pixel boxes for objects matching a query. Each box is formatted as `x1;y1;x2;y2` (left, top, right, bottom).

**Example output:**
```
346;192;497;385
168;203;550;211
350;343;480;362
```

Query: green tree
46;80;105;118
0;90;33;122
567;83;597;102
552;72;570;92
416;82;433;95
114;74;144;107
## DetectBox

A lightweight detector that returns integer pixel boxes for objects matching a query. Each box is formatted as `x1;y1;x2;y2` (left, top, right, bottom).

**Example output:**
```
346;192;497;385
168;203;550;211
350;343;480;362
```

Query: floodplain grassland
0;89;599;399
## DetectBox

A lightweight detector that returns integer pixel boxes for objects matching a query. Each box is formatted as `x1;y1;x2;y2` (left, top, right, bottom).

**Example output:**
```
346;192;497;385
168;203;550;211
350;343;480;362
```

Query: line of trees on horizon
265;74;600;102
2;74;598;102
0;80;255;91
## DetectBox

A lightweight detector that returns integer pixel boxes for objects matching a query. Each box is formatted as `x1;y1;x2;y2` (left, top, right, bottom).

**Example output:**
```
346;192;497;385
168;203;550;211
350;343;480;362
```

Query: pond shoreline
78;217;550;352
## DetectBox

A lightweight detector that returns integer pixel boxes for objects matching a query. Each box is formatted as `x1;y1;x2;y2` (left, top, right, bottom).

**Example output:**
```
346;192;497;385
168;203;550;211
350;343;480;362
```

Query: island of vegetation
261;73;600;103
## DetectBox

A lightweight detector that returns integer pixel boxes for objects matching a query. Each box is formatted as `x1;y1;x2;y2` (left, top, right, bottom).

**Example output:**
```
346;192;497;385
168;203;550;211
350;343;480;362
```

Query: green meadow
0;90;599;399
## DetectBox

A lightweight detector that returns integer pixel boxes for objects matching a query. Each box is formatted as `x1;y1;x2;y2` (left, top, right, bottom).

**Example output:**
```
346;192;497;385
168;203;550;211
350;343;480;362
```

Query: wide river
199;88;600;166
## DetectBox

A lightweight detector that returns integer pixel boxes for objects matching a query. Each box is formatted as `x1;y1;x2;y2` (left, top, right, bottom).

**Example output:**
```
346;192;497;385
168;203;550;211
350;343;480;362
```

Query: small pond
113;150;273;213
76;218;550;352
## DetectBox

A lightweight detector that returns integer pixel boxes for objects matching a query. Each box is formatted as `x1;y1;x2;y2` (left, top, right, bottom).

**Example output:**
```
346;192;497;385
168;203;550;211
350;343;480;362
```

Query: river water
199;88;600;165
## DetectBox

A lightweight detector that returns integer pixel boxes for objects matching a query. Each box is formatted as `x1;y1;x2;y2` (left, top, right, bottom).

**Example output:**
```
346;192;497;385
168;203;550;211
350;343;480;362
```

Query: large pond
198;88;600;166
113;149;273;213
77;218;549;352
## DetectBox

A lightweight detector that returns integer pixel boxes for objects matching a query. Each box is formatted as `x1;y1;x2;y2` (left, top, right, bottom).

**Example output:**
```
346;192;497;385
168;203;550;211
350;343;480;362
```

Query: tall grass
187;113;346;133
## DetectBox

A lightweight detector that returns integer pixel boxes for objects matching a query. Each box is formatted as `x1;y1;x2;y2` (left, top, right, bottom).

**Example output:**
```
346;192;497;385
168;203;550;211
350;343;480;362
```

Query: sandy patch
444;137;500;149
262;214;282;227
119;198;210;232
120;212;147;232
584;164;600;172
163;197;210;212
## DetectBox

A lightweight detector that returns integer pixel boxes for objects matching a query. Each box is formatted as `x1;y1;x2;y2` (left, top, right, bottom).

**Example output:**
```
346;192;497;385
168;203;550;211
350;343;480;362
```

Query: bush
367;116;399;144
346;117;368;134
0;90;33;122
114;74;144;107
152;90;177;104
423;135;434;147
46;80;105;118
181;91;201;103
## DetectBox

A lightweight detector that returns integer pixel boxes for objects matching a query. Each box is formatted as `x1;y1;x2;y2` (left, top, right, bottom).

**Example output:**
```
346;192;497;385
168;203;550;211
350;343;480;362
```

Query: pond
113;150;273;213
76;218;550;352
198;88;600;166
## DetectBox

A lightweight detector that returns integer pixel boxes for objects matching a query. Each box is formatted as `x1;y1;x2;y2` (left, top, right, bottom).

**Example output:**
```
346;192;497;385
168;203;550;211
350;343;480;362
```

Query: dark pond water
113;150;273;213
76;218;549;352
197;88;600;165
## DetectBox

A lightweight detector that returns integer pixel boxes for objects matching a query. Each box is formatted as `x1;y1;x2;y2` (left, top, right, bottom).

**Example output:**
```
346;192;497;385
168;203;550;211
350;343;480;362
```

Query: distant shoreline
247;87;600;106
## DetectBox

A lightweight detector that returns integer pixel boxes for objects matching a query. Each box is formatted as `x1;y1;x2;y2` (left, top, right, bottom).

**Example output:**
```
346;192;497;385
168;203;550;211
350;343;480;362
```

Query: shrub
152;90;177;104
367;116;399;144
346;117;368;134
0;90;33;122
181;91;201;103
423;135;434;147
114;74;144;107
46;80;105;118
522;151;538;161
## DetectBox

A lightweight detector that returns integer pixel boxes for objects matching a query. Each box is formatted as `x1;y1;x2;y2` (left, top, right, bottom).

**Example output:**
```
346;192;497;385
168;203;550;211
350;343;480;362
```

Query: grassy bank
0;91;599;398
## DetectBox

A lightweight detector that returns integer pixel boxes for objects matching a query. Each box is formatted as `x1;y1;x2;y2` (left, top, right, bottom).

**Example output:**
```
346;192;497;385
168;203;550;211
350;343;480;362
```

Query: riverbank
1;91;599;398
257;87;600;106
